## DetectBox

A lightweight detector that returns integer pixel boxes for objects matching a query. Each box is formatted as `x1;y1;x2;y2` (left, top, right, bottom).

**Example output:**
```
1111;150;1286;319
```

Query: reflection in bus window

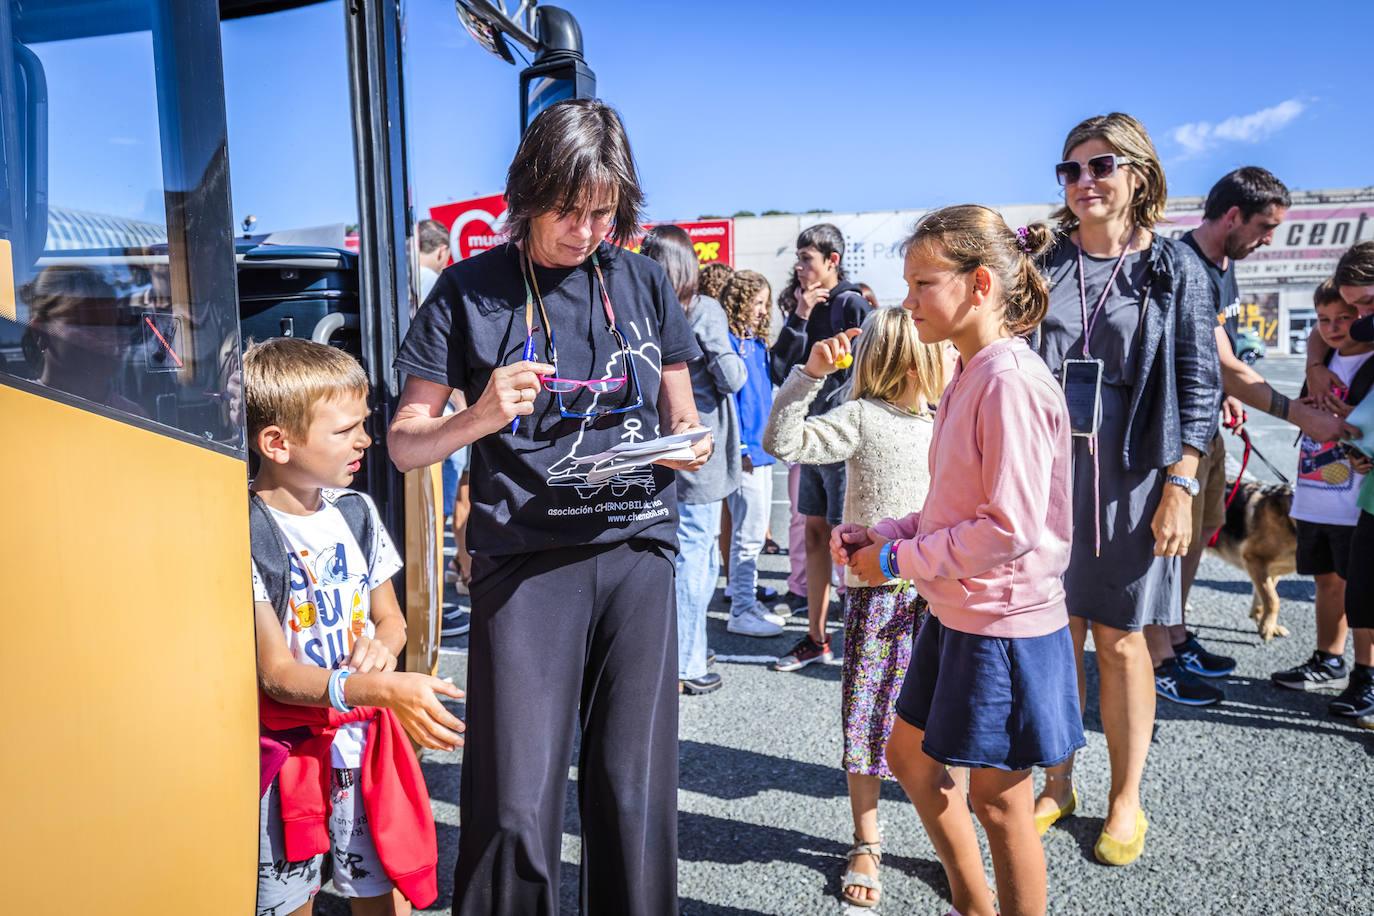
0;0;242;450
18;265;145;415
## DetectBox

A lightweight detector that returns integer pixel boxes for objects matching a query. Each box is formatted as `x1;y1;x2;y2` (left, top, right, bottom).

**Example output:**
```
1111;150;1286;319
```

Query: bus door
0;1;256;911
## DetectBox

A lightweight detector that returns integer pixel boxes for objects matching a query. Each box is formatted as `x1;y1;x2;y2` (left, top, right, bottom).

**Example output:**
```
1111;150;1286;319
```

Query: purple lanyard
1075;226;1138;359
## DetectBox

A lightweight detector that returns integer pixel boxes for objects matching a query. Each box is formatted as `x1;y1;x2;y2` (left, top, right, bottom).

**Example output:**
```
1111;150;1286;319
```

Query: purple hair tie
1016;226;1032;253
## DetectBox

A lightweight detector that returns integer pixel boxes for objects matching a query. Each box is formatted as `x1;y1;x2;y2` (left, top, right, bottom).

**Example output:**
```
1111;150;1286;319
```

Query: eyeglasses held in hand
1055;154;1133;187
517;248;643;425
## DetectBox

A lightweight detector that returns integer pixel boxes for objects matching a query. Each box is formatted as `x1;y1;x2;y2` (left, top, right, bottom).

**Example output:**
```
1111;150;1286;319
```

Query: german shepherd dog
1206;480;1297;641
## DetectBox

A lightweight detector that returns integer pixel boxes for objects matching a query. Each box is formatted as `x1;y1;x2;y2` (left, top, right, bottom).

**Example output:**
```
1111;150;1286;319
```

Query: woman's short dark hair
503;99;645;247
1203;167;1291;221
640;225;699;307
797;223;847;280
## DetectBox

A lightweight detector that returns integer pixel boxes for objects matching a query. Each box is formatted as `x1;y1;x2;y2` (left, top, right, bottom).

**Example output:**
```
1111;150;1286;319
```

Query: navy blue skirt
895;616;1085;770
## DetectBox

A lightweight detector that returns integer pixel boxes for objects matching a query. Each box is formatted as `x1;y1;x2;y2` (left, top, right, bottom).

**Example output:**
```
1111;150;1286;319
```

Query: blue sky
37;0;1374;233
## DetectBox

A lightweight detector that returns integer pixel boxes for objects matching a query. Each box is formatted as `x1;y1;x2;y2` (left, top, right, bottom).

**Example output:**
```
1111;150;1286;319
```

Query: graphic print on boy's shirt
252;489;403;767
1292;351;1374;526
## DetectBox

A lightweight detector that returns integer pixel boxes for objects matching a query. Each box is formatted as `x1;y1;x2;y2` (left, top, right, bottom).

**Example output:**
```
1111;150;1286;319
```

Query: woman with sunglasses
1032;113;1220;867
388;99;710;916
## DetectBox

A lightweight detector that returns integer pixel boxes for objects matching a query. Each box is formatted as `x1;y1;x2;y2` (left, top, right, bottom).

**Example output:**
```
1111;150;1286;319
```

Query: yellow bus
0;1;473;909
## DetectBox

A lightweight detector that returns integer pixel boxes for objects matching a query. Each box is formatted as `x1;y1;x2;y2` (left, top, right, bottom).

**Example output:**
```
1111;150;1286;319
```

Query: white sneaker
752;601;788;627
727;608;785;637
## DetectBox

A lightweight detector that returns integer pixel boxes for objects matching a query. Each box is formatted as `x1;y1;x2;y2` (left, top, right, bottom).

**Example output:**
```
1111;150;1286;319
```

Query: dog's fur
1205;480;1297;641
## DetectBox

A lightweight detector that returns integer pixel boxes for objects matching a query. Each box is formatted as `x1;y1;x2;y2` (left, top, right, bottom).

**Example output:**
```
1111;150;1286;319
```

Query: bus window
0;0;242;452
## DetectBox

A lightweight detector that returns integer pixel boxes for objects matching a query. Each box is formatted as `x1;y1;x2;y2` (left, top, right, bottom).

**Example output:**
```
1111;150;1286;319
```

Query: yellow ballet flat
1034;787;1078;835
1094;810;1148;866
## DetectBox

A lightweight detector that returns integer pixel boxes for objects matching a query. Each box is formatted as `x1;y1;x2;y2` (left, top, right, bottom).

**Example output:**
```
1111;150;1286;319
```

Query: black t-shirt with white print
1181;230;1241;354
395;241;700;557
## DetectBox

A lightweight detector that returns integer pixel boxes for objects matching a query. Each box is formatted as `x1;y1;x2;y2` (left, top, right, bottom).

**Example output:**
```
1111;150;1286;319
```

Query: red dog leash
1206;414;1292;547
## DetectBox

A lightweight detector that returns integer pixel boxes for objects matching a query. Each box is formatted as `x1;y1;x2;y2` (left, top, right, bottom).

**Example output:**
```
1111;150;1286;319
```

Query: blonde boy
246;337;464;916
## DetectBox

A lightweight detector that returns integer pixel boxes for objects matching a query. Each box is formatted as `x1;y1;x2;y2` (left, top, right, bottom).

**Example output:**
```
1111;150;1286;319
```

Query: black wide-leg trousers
453;541;680;916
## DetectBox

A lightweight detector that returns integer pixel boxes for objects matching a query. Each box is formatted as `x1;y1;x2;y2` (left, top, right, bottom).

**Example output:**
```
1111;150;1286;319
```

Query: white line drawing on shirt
544;337;663;499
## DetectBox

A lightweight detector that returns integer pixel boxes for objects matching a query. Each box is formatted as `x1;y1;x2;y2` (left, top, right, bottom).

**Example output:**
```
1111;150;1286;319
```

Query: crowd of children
245;197;1374;916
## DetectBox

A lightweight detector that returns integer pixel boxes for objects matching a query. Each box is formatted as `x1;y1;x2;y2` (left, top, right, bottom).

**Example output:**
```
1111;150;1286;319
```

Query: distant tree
761;209;788;216
804;208;832;214
345;223;359;234
731;210;757;218
698;214;726;220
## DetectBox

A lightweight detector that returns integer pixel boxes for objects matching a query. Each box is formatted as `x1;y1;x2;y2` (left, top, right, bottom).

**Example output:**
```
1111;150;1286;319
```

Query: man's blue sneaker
1155;658;1224;706
1173;631;1235;678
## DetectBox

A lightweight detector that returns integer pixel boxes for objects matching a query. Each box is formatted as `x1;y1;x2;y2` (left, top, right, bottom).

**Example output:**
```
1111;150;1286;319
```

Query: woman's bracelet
328;669;352;713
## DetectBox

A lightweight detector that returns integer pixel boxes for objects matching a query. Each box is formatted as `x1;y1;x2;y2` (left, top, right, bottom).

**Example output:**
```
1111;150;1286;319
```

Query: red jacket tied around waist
259;693;438;909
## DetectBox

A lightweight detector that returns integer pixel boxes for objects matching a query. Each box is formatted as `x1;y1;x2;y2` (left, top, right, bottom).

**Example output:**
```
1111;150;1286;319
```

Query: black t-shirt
394;241;700;557
1181;230;1241;354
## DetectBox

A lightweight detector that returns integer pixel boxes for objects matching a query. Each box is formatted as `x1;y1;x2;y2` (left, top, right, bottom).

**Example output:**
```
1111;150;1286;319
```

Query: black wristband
1268;389;1290;421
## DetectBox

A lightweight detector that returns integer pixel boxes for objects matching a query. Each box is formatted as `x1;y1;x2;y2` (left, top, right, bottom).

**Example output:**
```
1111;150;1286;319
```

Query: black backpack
248;490;375;622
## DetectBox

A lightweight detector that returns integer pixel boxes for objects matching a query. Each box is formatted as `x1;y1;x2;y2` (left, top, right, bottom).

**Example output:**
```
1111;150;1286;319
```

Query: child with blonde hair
764;306;945;908
834;206;1082;916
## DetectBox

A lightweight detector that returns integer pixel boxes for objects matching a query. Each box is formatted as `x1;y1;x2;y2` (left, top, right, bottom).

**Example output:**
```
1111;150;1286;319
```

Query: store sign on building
1160;199;1374;285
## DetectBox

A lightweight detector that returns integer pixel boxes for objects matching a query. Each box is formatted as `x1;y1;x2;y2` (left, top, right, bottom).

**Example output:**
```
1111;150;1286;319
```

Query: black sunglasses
1055;154;1133;187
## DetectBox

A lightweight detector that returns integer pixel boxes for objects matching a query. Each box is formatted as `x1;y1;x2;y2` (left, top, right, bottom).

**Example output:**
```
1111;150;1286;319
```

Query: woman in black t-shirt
389;100;709;916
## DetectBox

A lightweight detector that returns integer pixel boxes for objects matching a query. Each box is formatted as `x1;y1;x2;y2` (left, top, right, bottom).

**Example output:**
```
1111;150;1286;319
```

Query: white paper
577;429;711;464
584;445;698;484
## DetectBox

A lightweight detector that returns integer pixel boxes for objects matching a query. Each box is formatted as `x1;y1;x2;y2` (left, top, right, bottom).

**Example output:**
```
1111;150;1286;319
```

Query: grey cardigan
676;295;747;504
1039;233;1222;471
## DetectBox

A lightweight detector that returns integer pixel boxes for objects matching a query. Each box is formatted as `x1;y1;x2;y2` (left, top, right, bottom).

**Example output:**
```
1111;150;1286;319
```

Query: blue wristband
879;541;895;580
328;669;352;713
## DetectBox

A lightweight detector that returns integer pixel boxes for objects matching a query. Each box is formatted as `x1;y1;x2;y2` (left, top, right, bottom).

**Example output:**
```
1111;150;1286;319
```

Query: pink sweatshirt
871;336;1073;638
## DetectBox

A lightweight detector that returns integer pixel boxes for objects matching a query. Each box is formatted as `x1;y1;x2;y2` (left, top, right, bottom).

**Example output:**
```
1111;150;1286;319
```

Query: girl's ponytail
1005;222;1054;334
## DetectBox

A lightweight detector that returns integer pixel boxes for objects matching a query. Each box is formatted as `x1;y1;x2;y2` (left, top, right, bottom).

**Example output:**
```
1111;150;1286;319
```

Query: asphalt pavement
318;356;1374;916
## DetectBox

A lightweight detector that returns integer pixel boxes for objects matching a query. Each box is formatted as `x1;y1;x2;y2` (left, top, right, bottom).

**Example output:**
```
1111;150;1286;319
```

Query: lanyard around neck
520;248;617;361
1075;226;1137;359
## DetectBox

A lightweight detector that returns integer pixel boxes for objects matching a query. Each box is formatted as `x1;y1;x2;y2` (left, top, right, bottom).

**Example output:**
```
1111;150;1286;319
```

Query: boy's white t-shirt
252;489;403;768
1292;350;1374;526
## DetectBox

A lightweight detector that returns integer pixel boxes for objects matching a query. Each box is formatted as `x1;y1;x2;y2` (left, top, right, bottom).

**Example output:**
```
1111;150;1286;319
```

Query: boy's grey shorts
256;768;393;915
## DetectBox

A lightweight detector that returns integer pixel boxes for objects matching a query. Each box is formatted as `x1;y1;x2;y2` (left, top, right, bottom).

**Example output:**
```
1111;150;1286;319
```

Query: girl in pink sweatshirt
832;206;1081;916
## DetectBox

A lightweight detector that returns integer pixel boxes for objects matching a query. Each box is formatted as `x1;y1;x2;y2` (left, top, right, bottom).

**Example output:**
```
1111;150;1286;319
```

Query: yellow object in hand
834;353;853;370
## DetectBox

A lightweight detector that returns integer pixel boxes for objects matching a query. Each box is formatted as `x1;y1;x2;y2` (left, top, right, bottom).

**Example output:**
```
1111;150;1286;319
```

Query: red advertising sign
428;193;509;262
427;193;732;266
623;219;733;267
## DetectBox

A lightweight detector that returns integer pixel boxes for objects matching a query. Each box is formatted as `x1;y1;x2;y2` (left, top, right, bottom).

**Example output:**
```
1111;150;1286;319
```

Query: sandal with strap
840;836;882;908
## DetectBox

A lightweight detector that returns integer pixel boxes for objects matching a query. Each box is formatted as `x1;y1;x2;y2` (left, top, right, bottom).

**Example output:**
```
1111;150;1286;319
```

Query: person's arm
762;370;864;465
254;601;466;751
1306;327;1342;410
856;377;1060;582
1216;325;1354;443
768;312;809;385
1150;254;1220;557
389;362;553;472
697;304;748;396
654;362;711;471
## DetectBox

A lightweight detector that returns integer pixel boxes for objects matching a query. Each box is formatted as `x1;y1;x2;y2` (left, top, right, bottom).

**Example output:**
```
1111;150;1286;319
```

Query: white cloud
1169;99;1305;157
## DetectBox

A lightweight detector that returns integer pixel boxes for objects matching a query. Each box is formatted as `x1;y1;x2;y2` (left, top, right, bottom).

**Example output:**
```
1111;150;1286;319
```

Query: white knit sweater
763;367;934;587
